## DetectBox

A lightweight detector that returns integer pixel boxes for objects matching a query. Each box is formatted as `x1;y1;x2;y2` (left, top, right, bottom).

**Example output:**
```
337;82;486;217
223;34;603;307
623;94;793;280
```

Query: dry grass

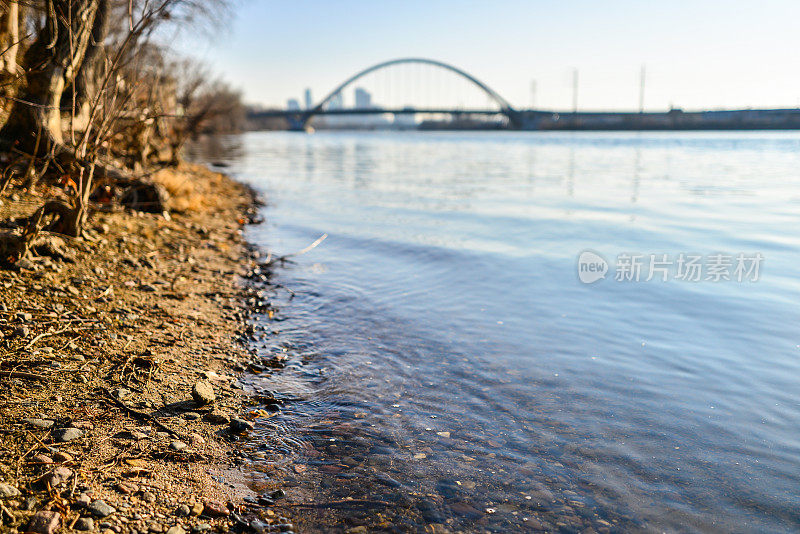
151;162;232;214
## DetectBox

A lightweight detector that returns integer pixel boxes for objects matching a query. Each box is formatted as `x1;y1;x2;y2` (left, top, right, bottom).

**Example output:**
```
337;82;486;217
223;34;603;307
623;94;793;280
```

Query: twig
265;233;327;266
100;387;185;440
0;371;47;381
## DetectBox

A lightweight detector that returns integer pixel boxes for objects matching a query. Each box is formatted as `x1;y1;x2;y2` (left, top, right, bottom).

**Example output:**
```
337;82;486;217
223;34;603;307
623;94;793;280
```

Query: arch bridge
254;58;523;130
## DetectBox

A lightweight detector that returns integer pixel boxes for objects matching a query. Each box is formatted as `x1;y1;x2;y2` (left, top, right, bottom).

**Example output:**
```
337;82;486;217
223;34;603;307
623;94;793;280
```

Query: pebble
344;528;367;534
112;388;132;400
166;527;185;534
89;499;117;517
201;500;229;517
31;454;53;464
37;466;73;487
229;418;253;433
190;502;203;516
202;412;229;425
169;441;188;452
24;418;55;429
116;482;138;495
0;482;21;497
27;511;61;534
191;381;215;406
53;427;84;442
192;524;211;533
53;451;74;463
183;412;201;421
174;505;190;517
75;517;95;531
142;492;156;504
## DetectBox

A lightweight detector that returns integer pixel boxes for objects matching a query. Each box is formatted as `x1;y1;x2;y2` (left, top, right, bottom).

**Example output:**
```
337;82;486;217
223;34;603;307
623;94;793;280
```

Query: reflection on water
191;131;800;533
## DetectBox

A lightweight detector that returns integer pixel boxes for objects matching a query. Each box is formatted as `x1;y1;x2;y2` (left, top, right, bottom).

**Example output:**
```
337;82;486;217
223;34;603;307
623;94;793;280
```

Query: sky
178;0;800;112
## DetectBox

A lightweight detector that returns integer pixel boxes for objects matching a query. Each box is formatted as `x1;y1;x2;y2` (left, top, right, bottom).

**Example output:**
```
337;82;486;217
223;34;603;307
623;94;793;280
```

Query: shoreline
0;163;293;534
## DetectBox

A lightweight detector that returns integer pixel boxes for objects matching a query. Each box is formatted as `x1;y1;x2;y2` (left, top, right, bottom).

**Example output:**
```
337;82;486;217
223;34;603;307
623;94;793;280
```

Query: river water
191;131;800;533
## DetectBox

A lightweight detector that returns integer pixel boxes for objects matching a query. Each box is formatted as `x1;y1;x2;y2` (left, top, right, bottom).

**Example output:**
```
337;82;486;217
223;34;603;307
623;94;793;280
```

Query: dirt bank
0;164;291;534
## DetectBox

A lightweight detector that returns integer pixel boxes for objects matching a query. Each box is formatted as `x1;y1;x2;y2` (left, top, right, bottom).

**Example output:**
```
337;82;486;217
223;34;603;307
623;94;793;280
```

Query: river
190;131;800;533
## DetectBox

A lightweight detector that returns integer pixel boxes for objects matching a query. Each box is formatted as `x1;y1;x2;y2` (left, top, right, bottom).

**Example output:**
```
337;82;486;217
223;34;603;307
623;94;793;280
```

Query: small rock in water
88;499;116;517
0;482;21;497
53;427;84;442
191;381;216;406
229;418;253;433
75;517;95;531
27;511;61;534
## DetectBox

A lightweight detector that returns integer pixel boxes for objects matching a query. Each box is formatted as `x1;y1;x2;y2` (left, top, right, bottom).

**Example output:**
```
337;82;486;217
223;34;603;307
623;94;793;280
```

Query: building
286;98;300;111
304;88;313;110
354;87;372;109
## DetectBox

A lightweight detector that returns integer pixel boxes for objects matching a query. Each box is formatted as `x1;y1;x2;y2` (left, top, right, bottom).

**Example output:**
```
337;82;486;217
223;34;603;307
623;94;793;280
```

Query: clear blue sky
179;0;800;111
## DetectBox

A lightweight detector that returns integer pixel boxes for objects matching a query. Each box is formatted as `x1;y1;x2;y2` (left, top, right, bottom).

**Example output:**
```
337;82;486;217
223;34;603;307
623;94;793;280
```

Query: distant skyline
179;0;800;112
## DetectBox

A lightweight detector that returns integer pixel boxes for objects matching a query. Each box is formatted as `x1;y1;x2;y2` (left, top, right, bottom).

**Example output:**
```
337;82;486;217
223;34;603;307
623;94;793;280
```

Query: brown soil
0;163;289;534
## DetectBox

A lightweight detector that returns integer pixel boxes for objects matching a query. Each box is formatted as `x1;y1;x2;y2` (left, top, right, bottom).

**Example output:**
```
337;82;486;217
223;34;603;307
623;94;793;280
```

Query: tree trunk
0;1;20;77
72;0;111;127
0;0;101;155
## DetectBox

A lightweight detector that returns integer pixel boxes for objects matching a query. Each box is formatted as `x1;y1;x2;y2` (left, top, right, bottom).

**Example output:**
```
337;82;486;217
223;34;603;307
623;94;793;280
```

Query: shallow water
191;131;800;532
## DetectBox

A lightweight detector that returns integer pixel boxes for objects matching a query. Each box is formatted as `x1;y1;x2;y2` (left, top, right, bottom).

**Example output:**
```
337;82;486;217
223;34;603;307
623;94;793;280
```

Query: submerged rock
229;418;253;433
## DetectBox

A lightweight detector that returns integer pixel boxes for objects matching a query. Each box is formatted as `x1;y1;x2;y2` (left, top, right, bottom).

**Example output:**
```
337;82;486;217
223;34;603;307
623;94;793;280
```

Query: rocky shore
0;164;294;534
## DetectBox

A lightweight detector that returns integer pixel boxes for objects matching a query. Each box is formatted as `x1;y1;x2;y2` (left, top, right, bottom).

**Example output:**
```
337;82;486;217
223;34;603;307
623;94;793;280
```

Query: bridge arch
300;57;520;128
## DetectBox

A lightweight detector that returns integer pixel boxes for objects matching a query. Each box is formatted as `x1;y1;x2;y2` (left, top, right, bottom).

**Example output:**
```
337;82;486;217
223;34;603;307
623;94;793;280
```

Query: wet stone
229;418;253;433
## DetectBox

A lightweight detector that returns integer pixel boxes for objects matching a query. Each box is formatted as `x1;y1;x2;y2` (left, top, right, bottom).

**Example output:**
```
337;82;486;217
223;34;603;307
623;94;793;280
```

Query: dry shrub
151;163;230;214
